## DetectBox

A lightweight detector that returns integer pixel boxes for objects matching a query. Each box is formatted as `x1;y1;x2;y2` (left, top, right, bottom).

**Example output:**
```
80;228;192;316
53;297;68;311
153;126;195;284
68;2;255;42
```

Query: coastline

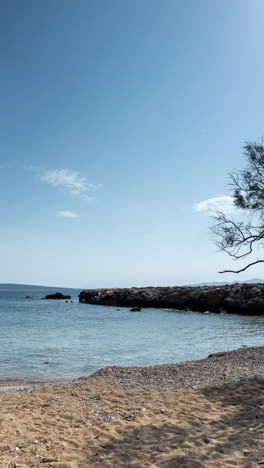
88;345;264;389
0;346;264;466
79;283;264;315
3;345;264;393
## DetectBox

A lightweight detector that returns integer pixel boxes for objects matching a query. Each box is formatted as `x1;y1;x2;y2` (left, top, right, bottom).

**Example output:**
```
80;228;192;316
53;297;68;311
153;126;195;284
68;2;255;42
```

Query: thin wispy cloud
57;210;80;218
194;196;236;216
40;169;102;199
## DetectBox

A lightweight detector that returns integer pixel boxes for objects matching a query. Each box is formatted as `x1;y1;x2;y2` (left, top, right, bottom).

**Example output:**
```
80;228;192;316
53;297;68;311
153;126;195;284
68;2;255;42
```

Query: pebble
203;436;210;444
90;346;264;390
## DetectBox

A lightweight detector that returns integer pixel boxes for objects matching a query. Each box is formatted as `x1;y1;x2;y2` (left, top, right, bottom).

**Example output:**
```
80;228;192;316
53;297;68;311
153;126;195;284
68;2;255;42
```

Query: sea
0;288;264;384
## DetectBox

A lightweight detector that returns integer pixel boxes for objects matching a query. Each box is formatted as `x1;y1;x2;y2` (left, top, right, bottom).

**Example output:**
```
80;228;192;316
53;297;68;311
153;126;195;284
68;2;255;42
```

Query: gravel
86;346;264;390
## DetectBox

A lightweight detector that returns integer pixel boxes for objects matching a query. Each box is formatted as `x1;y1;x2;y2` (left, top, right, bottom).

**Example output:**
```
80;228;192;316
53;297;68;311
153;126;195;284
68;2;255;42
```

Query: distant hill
2;280;264;291
188;278;264;287
0;283;78;290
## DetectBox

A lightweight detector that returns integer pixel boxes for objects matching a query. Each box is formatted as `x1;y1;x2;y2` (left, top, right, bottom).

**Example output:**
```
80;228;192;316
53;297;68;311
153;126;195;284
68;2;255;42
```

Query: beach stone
40;458;58;463
102;443;115;450
203;436;211;444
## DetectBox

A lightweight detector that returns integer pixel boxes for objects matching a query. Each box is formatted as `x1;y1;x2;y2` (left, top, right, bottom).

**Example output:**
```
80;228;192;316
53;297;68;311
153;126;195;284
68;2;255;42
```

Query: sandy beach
0;347;264;467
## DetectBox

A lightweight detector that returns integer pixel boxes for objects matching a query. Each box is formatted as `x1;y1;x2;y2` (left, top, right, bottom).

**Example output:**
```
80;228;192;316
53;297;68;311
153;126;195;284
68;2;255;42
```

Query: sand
0;347;264;467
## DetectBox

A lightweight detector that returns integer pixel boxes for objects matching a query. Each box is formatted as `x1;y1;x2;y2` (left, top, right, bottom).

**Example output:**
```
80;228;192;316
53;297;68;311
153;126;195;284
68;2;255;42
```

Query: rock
44;292;71;300
203;436;211;444
40;458;58;464
130;307;141;312
101;443;115;450
79;283;264;315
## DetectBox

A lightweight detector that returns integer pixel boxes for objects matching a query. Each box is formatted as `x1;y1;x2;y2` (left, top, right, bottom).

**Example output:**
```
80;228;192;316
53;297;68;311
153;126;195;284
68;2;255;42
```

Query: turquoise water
0;288;264;383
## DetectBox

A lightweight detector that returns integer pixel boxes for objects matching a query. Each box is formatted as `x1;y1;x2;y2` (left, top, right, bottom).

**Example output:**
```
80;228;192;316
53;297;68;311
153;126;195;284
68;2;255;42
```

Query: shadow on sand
87;378;264;467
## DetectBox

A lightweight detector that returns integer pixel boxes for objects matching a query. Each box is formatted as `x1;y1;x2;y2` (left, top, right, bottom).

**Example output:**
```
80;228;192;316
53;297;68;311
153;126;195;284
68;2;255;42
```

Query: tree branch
219;259;264;274
211;139;264;273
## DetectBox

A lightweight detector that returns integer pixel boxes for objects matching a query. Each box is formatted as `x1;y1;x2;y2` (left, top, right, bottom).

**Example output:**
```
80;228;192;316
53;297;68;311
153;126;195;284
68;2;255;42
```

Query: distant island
0;283;79;290
1;279;263;291
187;278;264;286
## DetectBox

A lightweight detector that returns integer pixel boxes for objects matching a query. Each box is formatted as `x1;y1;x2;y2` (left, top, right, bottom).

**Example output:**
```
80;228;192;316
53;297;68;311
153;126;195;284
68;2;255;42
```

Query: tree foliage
212;139;264;273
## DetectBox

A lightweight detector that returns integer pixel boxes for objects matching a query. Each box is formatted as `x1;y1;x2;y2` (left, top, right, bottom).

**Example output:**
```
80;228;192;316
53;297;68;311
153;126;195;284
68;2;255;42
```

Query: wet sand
0;347;264;467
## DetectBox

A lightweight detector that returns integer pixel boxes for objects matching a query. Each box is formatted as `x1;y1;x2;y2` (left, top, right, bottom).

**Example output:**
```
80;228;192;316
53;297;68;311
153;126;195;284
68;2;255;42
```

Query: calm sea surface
0;288;264;383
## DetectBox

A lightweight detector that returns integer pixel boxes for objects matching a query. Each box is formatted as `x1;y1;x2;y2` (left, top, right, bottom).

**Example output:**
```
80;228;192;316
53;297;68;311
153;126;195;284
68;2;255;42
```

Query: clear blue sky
1;0;264;287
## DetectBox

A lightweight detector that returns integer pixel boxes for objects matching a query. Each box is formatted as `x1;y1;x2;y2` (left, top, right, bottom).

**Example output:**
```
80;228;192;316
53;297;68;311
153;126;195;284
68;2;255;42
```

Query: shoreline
1;345;264;393
79;283;264;315
88;345;264;389
0;377;66;393
0;346;263;466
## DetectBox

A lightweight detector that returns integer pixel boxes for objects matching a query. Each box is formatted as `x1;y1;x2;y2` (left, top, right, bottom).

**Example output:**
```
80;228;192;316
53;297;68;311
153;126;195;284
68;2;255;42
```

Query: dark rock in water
42;361;49;365
130;307;142;312
44;292;71;300
207;352;227;359
79;283;264;315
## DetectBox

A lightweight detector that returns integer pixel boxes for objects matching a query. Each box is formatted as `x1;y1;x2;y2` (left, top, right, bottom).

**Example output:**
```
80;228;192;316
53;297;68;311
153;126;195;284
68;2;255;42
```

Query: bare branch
219;259;264;274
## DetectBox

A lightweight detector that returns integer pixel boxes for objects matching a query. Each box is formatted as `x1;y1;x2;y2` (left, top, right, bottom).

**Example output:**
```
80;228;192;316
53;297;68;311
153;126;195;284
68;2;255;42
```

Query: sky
1;0;264;288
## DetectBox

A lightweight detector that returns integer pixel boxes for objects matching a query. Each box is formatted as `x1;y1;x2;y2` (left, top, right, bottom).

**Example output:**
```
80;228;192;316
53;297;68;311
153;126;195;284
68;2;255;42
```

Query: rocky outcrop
45;292;71;300
79;284;264;315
